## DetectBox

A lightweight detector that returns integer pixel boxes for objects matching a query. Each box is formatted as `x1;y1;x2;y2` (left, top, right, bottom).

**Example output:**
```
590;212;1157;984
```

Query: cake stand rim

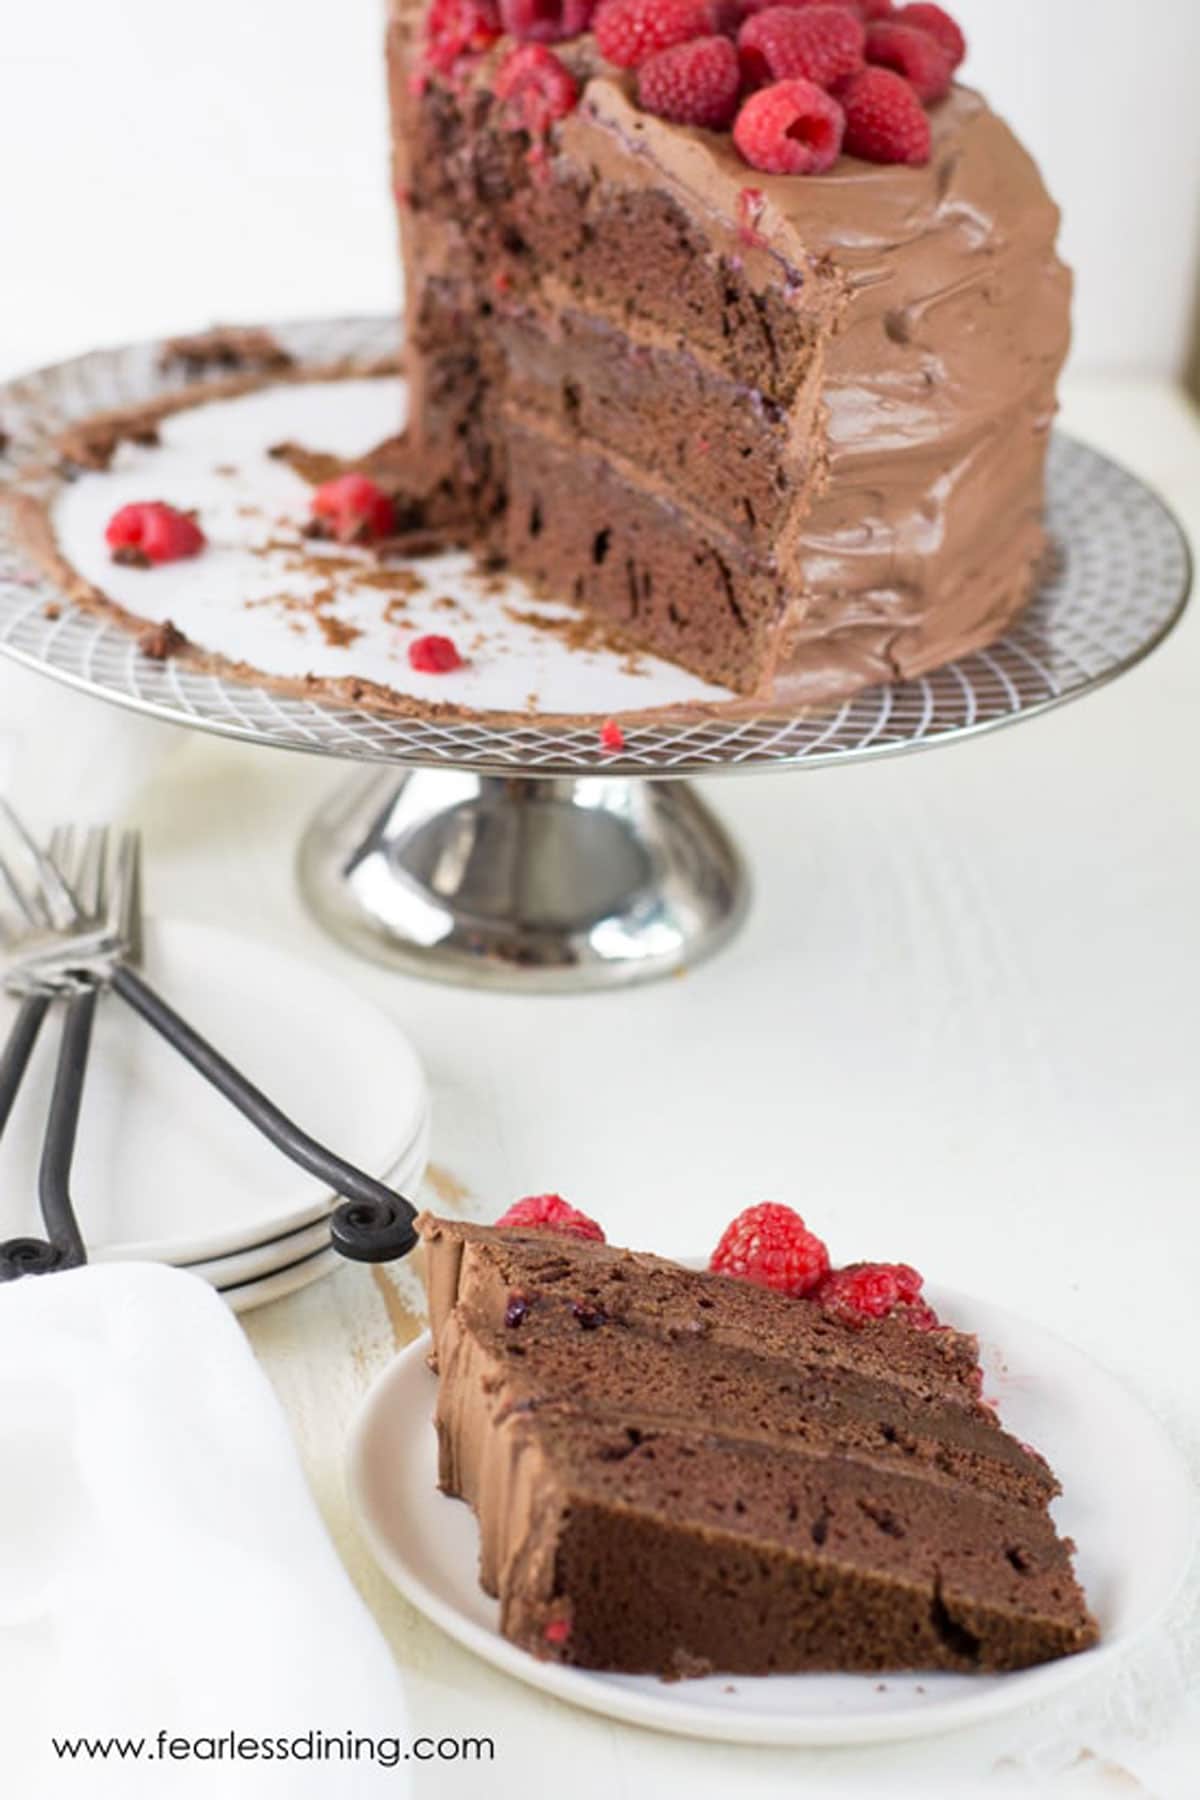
0;316;1191;782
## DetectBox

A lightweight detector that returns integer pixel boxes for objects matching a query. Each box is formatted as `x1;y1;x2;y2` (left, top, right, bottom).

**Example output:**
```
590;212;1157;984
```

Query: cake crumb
317;613;363;649
137;619;187;661
161;325;294;376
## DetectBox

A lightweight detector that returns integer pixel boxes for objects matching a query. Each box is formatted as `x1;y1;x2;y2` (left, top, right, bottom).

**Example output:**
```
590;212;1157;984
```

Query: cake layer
438;1295;1056;1510
500;418;783;691
421;1216;989;1411
494;1415;1094;1673
492;303;818;551
398;78;839;403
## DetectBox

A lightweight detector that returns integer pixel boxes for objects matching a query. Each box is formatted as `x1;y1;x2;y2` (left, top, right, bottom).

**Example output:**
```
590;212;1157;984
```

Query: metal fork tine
114;831;144;966
75;827;109;921
0;798;79;930
48;825;74;891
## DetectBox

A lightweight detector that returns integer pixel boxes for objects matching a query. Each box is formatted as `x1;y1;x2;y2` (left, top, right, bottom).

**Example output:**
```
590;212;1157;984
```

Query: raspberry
105;502;205;566
709;1203;830;1297
893;3;964;70
816;1262;941;1331
599;718;626;750
594;0;714;70
543;1617;571;1645
310;473;395;543
637;36;740;128
495;1193;606;1242
407;632;464;673
493;43;579;133
499;0;595;43
738;7;864;92
733;79;845;175
864;20;950;102
737;0;889;17
838;65;930;163
424;0;501;73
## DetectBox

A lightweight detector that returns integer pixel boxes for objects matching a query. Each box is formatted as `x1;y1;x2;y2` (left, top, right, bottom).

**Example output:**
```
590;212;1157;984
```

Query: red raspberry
838;65;930;163
493;43;579;132
864;20;950;101
594;0;714;70
816;1262;941;1331
638;35;739;127
105;502;205;566
424;0;501;74
311;473;395;543
709;1203;830;1297
738;7;864;92
733;79;845;175
495;1193;606;1242
737;0;889;17
599;717;626;750
499;0;595;43
407;632;464;673
893;3;964;70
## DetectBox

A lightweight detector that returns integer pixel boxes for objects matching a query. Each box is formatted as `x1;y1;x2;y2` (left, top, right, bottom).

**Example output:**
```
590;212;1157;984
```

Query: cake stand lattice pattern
0;317;1190;782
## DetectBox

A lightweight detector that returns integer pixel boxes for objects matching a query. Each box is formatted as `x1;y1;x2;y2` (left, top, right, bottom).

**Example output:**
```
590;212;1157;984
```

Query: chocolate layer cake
419;1214;1098;1676
387;4;1071;701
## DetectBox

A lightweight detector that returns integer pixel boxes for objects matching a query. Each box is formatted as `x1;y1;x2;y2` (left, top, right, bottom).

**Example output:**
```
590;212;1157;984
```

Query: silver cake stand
0;319;1191;991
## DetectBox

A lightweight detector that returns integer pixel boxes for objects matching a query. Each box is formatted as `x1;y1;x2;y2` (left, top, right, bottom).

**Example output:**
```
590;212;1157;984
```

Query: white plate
0;918;428;1265
190;1112;431;1288
347;1285;1198;1747
220;1242;342;1315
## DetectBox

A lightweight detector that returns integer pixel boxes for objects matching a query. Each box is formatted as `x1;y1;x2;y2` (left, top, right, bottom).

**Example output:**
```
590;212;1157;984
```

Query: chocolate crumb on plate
160;325;295;377
57;410;161;474
137;618;188;661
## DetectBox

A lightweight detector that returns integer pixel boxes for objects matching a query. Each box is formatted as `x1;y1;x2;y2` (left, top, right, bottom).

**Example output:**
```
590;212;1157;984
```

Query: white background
1;4;1199;1795
1;0;1198;378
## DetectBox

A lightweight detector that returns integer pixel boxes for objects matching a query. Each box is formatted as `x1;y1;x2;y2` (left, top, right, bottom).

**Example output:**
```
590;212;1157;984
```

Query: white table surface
2;372;1198;1798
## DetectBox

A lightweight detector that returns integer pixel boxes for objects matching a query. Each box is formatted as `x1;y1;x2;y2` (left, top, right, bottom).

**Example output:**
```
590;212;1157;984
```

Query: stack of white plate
0;920;429;1312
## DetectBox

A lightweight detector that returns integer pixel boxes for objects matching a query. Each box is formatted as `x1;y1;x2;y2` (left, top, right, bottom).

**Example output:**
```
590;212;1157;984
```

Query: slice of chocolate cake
419;1213;1098;1677
386;2;1071;702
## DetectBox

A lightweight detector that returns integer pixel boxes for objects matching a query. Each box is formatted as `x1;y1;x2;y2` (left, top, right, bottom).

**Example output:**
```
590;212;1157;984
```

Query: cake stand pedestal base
296;767;750;992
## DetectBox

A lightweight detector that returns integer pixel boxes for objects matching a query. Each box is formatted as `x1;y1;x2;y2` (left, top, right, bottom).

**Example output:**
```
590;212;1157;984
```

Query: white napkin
0;1261;412;1800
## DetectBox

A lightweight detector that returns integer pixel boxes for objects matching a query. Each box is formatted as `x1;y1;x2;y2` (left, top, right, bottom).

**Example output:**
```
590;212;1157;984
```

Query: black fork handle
0;992;49;1135
109;965;418;1263
0;989;92;1281
37;989;94;1270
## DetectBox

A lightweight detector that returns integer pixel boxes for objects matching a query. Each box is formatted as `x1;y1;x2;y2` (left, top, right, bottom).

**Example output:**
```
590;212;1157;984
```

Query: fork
0;818;116;1278
1;804;419;1269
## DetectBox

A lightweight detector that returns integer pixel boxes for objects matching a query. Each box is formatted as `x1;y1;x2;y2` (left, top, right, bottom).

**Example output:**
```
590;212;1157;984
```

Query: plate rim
345;1285;1199;1747
220;1240;342;1314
